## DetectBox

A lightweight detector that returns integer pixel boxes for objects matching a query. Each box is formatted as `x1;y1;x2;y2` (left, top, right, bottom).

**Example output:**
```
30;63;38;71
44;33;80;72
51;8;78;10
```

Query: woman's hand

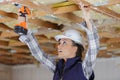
73;0;93;31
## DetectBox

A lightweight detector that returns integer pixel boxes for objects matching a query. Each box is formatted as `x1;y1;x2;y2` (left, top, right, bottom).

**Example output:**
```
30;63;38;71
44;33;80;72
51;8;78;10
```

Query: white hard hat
55;29;83;45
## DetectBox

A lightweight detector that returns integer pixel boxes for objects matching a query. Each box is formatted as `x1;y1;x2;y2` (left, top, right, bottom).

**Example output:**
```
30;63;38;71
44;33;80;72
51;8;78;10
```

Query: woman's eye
63;41;66;44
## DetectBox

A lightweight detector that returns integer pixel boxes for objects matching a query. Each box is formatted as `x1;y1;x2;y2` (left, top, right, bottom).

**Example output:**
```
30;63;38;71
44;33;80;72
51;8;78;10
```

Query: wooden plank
29;18;63;30
0;31;18;38
97;50;112;58
20;0;52;16
52;5;79;14
0;23;13;31
52;1;74;8
12;47;30;53
36;28;61;38
52;1;120;20
107;42;120;50
0;56;13;61
100;37;109;43
6;36;19;41
91;6;120;20
0;55;34;65
0;10;17;19
9;40;25;47
107;48;120;52
99;32;118;38
9;38;56;46
12;54;33;59
107;38;120;43
0;0;21;4
69;0;120;6
0;58;13;65
0;40;9;46
56;13;83;23
20;0;52;12
100;37;120;44
107;0;120;6
0;49;10;55
0;17;14;22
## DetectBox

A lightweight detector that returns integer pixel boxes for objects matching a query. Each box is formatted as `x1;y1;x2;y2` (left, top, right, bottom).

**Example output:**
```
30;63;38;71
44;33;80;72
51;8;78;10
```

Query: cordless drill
14;3;31;35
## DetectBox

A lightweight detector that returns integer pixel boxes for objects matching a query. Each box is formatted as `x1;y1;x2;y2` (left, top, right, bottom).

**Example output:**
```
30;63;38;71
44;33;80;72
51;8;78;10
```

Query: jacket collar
57;57;82;71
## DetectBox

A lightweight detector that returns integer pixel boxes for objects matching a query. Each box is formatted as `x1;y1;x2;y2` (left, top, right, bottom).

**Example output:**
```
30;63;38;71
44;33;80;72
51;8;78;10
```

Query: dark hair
72;41;84;58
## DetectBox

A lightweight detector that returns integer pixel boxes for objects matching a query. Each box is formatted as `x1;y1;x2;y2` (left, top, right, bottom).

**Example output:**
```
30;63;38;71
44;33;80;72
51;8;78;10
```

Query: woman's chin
58;55;63;59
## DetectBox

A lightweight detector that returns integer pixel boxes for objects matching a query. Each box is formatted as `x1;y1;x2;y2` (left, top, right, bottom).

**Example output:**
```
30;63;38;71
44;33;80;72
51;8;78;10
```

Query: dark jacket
53;57;87;80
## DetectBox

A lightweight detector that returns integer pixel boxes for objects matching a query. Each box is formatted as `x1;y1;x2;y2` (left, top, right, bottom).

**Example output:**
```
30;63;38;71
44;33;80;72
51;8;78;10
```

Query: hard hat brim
55;35;71;41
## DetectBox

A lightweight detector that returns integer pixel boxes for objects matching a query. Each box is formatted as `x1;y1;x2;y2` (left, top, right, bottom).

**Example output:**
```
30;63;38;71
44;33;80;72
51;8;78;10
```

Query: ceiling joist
0;10;17;19
52;1;120;20
0;23;13;31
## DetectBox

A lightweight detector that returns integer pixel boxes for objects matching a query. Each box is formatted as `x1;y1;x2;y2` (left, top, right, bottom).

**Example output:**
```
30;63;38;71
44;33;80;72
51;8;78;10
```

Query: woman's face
57;38;77;60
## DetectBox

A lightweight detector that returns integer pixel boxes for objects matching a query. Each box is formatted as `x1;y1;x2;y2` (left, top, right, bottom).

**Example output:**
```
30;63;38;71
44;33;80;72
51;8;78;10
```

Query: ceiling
0;0;120;65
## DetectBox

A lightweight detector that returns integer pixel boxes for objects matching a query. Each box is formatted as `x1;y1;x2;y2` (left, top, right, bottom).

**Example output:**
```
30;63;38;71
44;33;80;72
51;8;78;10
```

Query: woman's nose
57;44;61;49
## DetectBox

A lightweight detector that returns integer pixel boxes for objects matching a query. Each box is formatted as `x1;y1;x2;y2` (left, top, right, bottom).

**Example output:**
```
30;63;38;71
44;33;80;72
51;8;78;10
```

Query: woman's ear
73;45;78;53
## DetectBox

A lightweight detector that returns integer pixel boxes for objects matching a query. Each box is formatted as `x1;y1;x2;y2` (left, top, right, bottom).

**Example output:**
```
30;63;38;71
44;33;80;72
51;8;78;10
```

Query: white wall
94;57;120;80
0;58;120;80
12;64;53;80
0;64;12;80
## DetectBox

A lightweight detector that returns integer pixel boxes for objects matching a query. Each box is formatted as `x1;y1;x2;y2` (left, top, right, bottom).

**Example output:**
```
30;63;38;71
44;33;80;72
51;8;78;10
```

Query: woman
18;1;99;80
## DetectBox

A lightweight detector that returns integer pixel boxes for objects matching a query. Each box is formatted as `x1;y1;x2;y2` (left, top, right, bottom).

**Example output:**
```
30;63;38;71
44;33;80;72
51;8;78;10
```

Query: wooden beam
0;55;34;65
0;49;10;55
0;40;9;46
100;37;109;43
20;0;52;16
0;31;18;38
0;58;13;65
20;0;52;12
0;0;21;4
12;47;30;53
106;38;120;43
52;4;79;14
91;6;120;20
0;23;13;31
52;1;120;20
0;56;13;61
69;0;120;6
12;54;33;59
6;36;19;41
100;37;120;44
107;42;120;50
99;32;118;38
36;28;61;38
56;13;83;23
107;48;120;52
9;40;25;47
107;0;120;6
0;17;14;22
29;18;63;30
97;50;112;58
9;38;56;46
0;10;17;19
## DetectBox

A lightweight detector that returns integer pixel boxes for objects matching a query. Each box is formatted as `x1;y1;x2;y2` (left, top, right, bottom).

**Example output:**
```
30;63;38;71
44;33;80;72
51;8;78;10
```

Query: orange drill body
14;4;31;35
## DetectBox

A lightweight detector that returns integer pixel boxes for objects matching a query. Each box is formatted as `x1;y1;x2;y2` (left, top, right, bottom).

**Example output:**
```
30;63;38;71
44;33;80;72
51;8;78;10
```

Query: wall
0;58;120;80
12;64;53;80
94;57;120;80
0;64;12;80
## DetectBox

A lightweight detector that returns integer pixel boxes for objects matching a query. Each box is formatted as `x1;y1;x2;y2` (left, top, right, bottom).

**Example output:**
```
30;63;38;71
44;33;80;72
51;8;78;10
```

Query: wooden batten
0;31;18;38
0;23;13;31
0;10;17;19
29;18;63;30
56;13;83;23
0;40;9;46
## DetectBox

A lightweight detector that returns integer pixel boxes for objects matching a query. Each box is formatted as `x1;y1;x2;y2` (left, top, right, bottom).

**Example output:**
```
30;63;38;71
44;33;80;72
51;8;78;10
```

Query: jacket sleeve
77;21;99;79
19;30;56;72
